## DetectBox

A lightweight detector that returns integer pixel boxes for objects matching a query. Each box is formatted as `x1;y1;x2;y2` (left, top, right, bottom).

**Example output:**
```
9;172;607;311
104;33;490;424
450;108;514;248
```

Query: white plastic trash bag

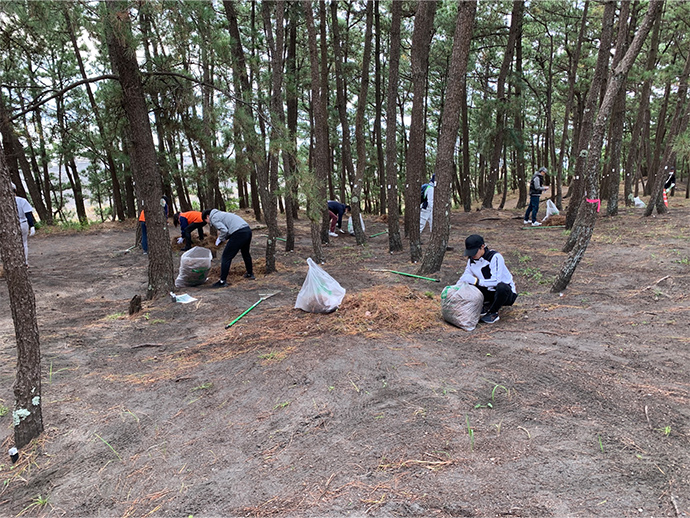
347;214;365;236
634;196;646;208
295;258;346;313
545;199;559;218
441;282;484;332
175;247;212;288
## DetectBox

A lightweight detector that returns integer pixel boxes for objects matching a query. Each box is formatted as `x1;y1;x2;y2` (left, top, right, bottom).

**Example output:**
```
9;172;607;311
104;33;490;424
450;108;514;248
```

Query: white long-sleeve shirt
458;249;516;293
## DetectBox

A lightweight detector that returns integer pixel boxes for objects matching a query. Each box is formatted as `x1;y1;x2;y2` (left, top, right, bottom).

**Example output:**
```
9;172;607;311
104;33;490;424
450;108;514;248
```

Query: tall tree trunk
564;1;616;232
374;1;386;216
330;1;356;209
558;1;589;209
481;0;521;209
604;1;632;216
0;149;43;448
552;0;664;292
405;0;436;261
351;1;374;246
419;0;477;275
260;0;285;274
105;1;174;299
513;17;527;209
64;7;125;222
645;46;690;216
223;1;265;222
282;3;299;251
302;0;327;262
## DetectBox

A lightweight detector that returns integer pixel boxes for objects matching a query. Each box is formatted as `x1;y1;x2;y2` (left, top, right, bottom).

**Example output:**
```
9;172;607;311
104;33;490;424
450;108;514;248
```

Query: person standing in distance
202;209;254;288
419;175;436;234
524;167;549;226
12;183;36;265
458;234;518;324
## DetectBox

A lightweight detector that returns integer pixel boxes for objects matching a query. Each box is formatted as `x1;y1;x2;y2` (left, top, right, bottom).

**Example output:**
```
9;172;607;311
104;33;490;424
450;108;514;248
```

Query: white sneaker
338;228;346;234
329;232;338;237
523;220;530;225
532;221;541;226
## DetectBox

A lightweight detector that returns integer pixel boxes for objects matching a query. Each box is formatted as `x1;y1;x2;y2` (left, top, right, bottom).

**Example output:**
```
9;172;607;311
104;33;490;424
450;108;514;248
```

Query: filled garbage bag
294;258;346;313
441;282;484;332
175;247;212;288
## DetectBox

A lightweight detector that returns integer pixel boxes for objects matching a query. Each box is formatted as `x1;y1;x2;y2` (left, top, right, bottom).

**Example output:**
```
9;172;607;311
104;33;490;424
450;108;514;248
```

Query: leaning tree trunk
564;1;615;233
0;150;43;449
419;0;477;275
405;0;436;261
105;1;174;299
553;0;664;292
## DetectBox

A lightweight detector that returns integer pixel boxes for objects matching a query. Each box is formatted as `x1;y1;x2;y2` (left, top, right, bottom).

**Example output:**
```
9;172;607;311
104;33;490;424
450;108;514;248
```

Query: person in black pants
202;209;254;288
523;167;549;226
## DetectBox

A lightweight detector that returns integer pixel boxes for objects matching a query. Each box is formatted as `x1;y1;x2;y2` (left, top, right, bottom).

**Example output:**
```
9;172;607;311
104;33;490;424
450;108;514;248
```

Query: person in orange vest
139;196;169;254
173;210;207;251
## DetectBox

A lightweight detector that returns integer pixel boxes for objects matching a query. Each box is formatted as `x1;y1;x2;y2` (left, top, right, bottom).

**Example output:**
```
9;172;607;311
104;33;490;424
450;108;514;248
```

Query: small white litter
170;292;198;304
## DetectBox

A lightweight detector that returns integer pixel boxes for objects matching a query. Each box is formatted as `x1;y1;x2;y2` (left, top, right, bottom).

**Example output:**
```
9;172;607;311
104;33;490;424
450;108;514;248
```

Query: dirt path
0;199;689;517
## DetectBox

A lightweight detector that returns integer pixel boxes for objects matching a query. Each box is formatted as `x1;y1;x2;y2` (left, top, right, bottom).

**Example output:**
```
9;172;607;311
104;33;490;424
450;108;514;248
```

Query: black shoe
480;303;492;317
480;312;499;324
211;280;227;288
244;273;255;280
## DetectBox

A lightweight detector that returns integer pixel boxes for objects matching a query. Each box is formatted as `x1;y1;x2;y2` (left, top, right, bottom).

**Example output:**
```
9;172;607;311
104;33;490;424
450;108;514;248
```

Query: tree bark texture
405;0;435;262
302;0;327;262
351;1;374;246
564;1;615;231
0;149;43;448
419;0;476;275
105;1;174;299
553;0;664;292
481;0;521;209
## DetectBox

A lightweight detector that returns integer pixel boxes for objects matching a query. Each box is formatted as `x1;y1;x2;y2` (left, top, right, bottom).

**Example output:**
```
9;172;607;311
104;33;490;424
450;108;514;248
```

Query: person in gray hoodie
202;209;254;287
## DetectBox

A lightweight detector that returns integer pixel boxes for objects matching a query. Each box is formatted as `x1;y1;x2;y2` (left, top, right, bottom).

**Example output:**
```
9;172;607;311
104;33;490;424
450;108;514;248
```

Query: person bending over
327;200;350;237
202;209;254;288
173;210;207;251
458;234;517;324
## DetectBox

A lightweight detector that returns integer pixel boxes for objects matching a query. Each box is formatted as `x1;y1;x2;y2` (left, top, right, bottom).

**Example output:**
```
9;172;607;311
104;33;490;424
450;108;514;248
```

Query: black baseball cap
464;234;485;256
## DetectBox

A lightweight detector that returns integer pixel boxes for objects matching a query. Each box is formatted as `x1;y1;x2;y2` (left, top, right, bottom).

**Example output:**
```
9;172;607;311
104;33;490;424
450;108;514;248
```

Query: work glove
177;237;184;245
29;227;35;237
215;237;222;246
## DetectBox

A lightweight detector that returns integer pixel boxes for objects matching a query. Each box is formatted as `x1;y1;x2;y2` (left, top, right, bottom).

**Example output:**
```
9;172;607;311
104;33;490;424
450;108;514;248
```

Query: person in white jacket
458;234;517;324
12;183;36;265
419;175;435;234
202;209;254;287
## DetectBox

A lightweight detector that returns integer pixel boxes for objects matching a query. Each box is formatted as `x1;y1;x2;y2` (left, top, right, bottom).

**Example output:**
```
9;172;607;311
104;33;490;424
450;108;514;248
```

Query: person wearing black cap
523;167;549;226
458;234;517;324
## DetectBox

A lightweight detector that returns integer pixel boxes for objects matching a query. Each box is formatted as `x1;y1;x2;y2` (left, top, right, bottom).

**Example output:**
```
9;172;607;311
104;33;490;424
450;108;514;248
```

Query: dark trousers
140;222;148;252
329;211;338;232
477;283;517;314
220;227;253;282
524;195;540;222
183;222;206;249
